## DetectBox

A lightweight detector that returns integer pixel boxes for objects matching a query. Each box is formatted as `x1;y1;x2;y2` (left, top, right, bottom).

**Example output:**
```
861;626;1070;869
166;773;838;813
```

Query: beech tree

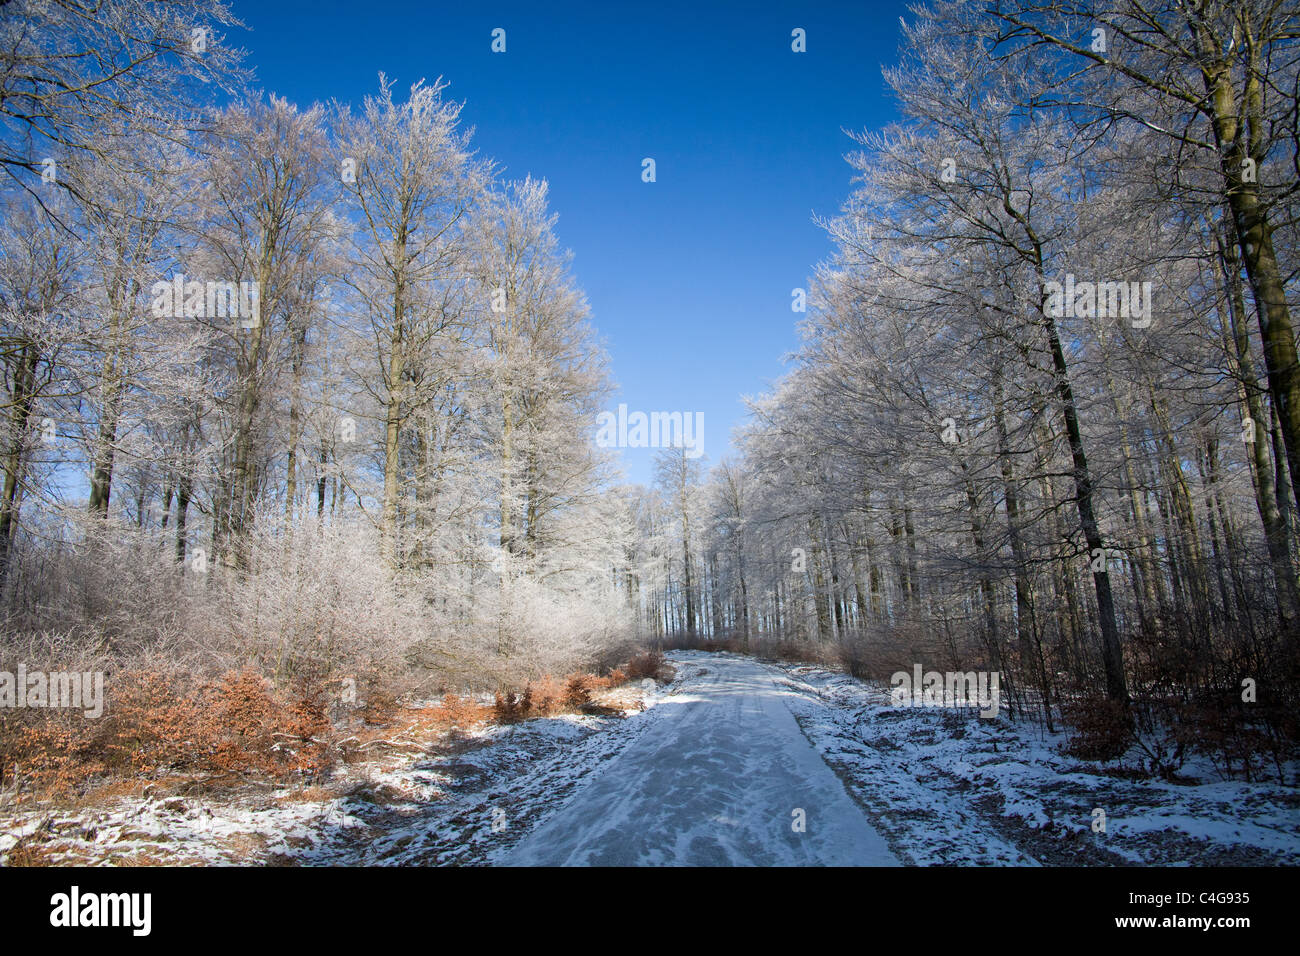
335;76;485;563
0;0;246;216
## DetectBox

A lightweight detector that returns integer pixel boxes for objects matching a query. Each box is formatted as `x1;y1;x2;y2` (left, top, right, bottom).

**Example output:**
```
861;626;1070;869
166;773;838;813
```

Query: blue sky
237;0;909;485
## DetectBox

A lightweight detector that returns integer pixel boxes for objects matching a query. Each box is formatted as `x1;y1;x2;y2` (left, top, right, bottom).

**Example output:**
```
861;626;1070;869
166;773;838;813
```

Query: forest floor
0;651;1295;866
773;659;1299;865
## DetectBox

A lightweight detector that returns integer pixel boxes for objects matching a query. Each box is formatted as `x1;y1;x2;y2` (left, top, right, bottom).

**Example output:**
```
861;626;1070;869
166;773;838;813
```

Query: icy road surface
504;654;899;866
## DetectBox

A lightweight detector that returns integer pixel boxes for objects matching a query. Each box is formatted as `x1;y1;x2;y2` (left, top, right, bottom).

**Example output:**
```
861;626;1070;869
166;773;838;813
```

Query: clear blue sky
236;0;909;485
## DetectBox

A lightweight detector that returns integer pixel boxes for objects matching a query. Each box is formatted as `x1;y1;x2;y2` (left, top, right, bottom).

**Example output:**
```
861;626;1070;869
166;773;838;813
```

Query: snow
502;653;897;865
772;658;1300;866
3;651;1295;866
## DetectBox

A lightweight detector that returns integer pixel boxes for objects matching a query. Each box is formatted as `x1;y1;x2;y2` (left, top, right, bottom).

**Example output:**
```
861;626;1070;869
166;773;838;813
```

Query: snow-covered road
504;654;898;866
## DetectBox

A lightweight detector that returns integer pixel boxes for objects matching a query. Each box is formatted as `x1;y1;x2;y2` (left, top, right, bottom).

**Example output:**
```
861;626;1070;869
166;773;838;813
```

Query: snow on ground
2;651;1295;866
502;652;896;865
771;658;1300;866
0;679;671;866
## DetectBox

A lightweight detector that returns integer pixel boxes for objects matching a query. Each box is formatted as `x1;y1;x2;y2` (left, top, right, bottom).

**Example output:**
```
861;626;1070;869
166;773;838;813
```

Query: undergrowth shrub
0;668;335;795
563;673;595;709
1061;698;1134;762
625;650;669;681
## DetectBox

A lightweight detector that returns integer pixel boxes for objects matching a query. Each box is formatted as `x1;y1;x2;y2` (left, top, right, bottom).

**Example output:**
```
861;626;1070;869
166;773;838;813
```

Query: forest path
503;654;899;866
